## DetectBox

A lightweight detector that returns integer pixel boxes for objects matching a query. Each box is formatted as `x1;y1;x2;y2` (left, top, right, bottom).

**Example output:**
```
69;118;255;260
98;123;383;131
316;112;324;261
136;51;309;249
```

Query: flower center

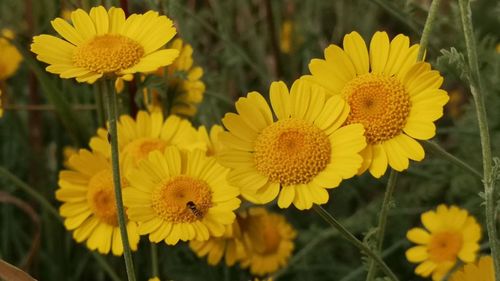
241;214;281;255
342;73;410;144
254;118;331;186
87;169;126;226
73;34;144;74
151;175;212;223
428;231;463;263
122;138;169;166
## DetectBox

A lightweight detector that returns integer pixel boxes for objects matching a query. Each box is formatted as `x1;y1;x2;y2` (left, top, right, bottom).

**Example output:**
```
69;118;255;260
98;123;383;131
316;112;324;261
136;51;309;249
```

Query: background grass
0;0;499;280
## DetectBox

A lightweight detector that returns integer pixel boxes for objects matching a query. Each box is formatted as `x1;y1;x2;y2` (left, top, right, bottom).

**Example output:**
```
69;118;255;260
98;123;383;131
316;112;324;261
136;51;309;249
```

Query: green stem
151;243;159;278
417;0;442;60
365;170;398;281
94;83;105;127
458;1;500;280
101;80;137;281
0;166;121;281
312;205;400;281
423;140;482;179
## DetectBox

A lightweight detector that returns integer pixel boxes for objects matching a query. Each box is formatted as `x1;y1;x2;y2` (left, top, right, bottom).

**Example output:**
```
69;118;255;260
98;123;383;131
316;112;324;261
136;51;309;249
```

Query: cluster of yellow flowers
22;5;496;281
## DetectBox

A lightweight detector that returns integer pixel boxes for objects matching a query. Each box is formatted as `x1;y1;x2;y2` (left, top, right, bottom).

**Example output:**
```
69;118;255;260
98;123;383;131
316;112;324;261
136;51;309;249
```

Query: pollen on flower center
342;73;410;144
151;175;212;223
123;138;169;166
87;169;124;226
428;231;463;263
254;118;331;186
73;34;144;74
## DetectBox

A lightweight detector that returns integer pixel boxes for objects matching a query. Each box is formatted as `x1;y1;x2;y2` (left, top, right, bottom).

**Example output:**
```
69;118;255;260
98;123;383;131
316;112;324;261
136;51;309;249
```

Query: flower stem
417;0;442;60
312;205;400;281
151;243;159;278
365;169;398;281
423;140;482;179
101;80;137;281
0;166;121;281
458;0;500;279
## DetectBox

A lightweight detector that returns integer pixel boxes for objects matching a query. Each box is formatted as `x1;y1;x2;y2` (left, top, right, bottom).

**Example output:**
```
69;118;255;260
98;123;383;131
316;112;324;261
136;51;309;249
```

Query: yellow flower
55;149;140;255
450;256;495;281
303;31;449;178
0;35;22;81
148;277;160;281
189;217;246;266
239;208;296;276
31;6;179;83
63;146;78;168
496;43;500;53
280;20;293;54
153;38;206;117
406;205;481;281
198;124;224;157
123;147;240;245
89;110;204;170
218;79;366;210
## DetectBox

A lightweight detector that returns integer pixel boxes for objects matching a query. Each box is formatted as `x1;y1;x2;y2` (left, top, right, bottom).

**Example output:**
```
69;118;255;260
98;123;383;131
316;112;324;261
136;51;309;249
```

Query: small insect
186;201;203;219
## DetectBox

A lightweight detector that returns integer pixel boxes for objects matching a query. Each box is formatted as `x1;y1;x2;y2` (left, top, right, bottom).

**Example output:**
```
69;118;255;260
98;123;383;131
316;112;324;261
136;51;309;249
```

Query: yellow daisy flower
31;6;179;83
450;256;495;281
56;149;140;255
0;34;22;81
123;147;241;245
303;31;449;177
239;208;296;276
218;79;366;210
189;218;246;266
198;124;224;157
89;110;204;169
405;205;481;281
144;38;205;117
148;277;160;281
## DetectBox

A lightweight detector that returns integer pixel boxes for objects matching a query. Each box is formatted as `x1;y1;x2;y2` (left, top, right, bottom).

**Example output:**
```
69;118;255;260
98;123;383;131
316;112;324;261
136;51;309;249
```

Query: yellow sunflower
239;207;296;276
406;205;481;281
303;31;449;178
0;32;22;81
31;6;179;83
218;79;366;210
123;147;240;245
450;256;495;281
198;124;224;157
189;217;246;266
56;149;140;255
89;110;204;169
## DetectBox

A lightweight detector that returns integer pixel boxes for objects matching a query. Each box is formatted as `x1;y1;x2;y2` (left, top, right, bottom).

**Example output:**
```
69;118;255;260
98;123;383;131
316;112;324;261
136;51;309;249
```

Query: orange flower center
342;73;410;144
73;34;144;74
151;175;212;223
87;169;127;226
254;118;331;186
428;231;463;263
122;137;169;166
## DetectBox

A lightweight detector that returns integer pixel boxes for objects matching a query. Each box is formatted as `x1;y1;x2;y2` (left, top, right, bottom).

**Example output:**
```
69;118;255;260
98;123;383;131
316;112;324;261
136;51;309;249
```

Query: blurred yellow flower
198;124;224;157
156;38;205;117
0;90;3;117
31;6;179;83
496;43;500;53
148;277;160;281
89;110;205;170
450;256;494;281
280;20;293;54
406;205;481;281
56;149;140;255
218;79;366;210
303;31;449;178
0;32;22;81
63;146;78;168
189;217;246;266
123;147;240;245
239;208;296;276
